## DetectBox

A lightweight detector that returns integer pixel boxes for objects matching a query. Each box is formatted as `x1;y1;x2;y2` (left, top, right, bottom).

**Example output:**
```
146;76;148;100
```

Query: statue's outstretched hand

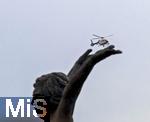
68;45;122;78
59;45;122;116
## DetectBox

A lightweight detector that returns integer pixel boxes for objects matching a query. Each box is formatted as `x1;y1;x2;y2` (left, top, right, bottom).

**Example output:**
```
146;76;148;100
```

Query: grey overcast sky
0;0;150;122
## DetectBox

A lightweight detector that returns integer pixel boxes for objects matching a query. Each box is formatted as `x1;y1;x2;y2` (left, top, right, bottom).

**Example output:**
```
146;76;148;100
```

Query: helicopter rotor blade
92;34;101;38
91;37;100;40
104;35;113;38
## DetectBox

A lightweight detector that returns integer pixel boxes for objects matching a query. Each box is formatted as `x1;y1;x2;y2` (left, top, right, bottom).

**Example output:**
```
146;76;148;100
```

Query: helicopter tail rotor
90;40;94;46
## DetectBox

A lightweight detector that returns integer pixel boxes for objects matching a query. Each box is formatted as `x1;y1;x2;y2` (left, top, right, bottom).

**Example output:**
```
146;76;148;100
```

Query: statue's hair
31;72;68;119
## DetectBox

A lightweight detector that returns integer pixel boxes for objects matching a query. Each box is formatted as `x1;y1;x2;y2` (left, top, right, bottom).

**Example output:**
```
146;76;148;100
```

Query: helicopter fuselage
90;34;112;47
98;39;109;46
91;39;109;47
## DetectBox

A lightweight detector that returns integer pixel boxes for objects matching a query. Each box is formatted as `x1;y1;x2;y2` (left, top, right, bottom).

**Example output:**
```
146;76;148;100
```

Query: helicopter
90;34;113;47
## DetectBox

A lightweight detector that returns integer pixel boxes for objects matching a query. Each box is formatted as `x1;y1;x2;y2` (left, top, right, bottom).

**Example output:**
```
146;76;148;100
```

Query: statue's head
31;72;69;120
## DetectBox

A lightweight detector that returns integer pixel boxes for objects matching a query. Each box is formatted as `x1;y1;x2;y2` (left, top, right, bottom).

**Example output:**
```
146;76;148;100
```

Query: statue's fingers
93;45;122;64
111;50;122;54
84;49;92;55
77;49;92;64
105;45;122;54
104;48;122;56
105;45;115;50
94;45;115;55
68;49;92;78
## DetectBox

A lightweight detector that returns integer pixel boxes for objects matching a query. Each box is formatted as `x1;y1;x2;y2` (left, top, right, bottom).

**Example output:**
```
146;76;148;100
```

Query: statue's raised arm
32;45;122;122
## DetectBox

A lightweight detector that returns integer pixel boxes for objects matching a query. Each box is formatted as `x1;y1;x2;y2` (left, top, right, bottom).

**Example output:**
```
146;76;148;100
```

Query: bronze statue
32;45;122;122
